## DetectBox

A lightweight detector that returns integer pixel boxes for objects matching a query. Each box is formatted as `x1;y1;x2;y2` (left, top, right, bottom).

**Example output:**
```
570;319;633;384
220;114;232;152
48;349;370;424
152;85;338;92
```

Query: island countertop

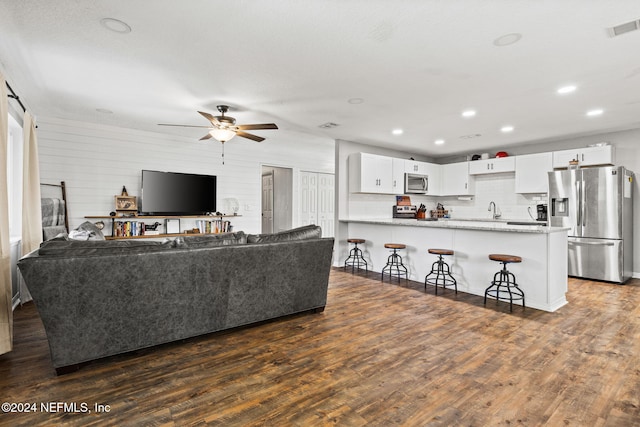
338;218;569;312
340;217;569;234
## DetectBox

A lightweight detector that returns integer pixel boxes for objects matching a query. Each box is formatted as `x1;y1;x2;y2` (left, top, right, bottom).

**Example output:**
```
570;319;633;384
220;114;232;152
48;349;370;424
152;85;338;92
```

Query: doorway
261;166;293;234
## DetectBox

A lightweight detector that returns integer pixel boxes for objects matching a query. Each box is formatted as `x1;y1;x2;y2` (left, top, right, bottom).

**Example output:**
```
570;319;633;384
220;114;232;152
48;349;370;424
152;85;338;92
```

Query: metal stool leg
425;254;457;294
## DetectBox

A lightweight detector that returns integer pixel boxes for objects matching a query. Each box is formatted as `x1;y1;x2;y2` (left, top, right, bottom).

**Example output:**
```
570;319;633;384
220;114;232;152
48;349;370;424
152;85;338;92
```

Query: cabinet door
349;152;393;193
469;157;515;175
552;149;581;168
405;160;425;174
553;145;614;168
440;162;474;195
423;162;441;195
468;159;491;175
515;152;553;193
392;158;406;194
581;145;614;166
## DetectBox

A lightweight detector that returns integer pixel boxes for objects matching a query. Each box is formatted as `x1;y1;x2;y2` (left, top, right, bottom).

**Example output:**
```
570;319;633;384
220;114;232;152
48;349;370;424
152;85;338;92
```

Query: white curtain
0;72;14;355
20;112;41;303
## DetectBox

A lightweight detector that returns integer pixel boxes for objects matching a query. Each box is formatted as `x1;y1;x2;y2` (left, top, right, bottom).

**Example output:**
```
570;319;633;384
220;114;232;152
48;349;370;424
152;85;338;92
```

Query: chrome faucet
488;201;501;219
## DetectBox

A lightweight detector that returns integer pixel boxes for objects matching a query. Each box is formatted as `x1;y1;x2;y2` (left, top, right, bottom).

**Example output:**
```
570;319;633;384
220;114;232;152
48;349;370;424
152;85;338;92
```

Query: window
7;113;23;239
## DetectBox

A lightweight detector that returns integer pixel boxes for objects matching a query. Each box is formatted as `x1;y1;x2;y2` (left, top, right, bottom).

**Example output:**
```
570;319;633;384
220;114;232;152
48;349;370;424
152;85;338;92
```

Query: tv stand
84;214;241;240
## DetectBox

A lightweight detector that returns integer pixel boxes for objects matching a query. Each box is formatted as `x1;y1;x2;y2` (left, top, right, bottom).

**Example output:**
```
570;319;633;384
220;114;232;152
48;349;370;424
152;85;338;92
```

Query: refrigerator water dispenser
551;198;568;216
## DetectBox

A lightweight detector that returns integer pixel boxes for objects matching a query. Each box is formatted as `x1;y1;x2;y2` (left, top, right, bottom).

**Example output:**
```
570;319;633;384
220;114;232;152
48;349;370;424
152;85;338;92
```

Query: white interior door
261;172;274;234
300;172;317;227
317;173;335;237
300;171;334;237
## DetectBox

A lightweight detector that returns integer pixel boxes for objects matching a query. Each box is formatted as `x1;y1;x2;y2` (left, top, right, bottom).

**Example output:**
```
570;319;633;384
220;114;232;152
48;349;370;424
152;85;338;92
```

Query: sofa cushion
39;239;173;257
43;226;68;241
173;231;247;248
247;225;322;244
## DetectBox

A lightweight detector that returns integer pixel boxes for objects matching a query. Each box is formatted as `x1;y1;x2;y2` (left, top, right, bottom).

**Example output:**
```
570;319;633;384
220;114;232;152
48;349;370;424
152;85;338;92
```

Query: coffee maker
536;204;548;222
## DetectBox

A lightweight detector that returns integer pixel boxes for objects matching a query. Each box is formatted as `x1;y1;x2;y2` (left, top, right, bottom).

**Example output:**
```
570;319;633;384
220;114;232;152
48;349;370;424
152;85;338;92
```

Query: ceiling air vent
607;19;640;37
318;122;339;129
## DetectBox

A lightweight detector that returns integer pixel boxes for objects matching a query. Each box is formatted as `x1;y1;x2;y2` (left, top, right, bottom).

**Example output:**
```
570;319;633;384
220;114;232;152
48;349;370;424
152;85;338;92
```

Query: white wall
37;117;334;235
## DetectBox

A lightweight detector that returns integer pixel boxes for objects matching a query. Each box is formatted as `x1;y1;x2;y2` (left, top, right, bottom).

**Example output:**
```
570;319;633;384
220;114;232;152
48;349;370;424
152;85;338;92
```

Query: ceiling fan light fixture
209;128;236;143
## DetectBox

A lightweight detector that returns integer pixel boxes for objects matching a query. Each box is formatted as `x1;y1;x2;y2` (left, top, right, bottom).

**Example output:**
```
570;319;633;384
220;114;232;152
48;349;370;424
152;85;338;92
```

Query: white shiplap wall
36;117;335;234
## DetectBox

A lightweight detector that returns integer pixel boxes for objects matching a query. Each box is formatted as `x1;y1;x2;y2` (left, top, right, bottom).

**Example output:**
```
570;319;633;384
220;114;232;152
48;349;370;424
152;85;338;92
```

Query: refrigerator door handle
569;240;615;247
581;180;586;227
575;180;581;228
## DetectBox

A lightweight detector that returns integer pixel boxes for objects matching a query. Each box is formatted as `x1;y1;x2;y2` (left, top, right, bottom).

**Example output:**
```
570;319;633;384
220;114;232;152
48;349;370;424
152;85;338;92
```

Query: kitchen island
340;218;569;312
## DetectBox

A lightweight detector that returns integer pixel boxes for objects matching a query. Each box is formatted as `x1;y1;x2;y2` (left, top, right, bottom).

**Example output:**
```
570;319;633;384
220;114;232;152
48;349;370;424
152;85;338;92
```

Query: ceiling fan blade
199;133;213;141
198;111;220;126
158;123;212;128
236;123;278;131
236;131;265;142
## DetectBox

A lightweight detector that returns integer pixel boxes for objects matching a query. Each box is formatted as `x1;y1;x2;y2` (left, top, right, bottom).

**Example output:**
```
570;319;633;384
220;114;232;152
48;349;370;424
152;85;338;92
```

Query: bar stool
381;243;408;282
344;238;368;273
484;254;525;312
424;249;457;294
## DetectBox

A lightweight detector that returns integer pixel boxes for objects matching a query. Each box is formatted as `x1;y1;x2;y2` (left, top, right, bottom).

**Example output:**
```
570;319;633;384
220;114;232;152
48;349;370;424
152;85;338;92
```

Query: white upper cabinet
349;152;393;193
552;145;614;168
515;152;553;194
405;159;430;175
468;157;516;175
423;162;441;195
392;158;406;194
440;162;475;196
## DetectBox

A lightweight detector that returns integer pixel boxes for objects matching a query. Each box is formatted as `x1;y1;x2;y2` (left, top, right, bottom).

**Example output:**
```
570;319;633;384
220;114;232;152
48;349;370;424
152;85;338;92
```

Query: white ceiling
1;1;640;158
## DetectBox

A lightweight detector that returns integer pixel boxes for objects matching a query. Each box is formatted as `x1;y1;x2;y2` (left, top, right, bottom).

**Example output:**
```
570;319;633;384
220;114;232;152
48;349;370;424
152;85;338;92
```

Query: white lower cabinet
515;152;553;194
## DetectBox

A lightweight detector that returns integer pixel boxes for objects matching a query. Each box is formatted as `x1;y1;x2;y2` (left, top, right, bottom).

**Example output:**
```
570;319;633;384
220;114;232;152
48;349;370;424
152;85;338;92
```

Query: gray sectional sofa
18;225;334;374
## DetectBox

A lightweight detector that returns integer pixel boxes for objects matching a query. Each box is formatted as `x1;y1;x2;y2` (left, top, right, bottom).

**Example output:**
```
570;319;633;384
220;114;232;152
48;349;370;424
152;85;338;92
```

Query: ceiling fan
158;105;278;164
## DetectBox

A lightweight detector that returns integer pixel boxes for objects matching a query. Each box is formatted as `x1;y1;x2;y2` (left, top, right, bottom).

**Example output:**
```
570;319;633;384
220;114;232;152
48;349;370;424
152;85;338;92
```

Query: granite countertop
340;217;569;234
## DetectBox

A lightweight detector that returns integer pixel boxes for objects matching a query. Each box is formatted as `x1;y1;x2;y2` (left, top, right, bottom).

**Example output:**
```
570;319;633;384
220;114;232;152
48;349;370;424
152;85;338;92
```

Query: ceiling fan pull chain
222;142;225;165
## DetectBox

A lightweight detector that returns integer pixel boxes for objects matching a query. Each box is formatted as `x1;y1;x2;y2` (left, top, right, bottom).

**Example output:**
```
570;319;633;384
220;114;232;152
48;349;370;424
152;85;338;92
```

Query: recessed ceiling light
462;110;476;118
557;85;577;94
493;33;522;47
434;139;445;145
500;125;514;133
392;129;403;135
347;98;364;104
100;18;132;34
586;109;604;117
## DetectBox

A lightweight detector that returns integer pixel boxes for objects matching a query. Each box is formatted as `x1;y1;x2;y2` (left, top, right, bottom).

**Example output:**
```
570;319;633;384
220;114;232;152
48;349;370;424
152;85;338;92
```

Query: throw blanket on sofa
41;198;67;240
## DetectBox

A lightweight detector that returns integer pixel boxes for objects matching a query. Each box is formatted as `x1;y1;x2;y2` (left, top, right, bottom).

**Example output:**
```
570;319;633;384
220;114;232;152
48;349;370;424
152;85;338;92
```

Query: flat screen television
140;170;217;215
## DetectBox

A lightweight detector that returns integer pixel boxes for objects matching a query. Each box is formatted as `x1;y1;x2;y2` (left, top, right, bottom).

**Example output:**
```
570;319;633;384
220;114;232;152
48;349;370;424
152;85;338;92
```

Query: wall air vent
607;19;640;37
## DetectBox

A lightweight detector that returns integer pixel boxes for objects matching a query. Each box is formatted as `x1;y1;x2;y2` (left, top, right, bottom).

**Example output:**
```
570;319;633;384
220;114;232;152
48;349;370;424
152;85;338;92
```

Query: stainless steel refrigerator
548;166;634;283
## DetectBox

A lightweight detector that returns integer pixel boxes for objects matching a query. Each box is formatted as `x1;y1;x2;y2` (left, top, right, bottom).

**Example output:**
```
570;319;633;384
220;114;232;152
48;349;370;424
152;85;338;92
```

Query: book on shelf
196;219;232;234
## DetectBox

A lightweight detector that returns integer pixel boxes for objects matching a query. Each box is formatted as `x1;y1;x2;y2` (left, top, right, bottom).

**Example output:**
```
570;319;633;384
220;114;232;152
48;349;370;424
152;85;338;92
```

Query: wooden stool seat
384;243;406;250
428;248;454;256
489;254;522;263
348;238;366;244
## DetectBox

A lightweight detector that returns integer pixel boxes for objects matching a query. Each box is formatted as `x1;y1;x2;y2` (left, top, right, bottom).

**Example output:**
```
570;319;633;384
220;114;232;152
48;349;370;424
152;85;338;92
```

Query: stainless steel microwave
405;173;428;194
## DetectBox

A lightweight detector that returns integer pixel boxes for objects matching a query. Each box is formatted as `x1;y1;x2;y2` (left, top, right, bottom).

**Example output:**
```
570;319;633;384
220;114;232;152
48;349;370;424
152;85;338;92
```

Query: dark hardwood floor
1;269;639;426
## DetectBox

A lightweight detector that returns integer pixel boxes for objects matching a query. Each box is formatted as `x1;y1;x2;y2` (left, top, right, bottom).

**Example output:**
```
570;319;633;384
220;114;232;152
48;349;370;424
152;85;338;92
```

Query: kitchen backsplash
348;172;545;220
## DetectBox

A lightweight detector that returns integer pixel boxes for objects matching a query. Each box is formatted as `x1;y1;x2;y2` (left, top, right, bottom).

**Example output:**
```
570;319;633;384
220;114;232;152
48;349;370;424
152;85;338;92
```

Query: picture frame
115;195;138;212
